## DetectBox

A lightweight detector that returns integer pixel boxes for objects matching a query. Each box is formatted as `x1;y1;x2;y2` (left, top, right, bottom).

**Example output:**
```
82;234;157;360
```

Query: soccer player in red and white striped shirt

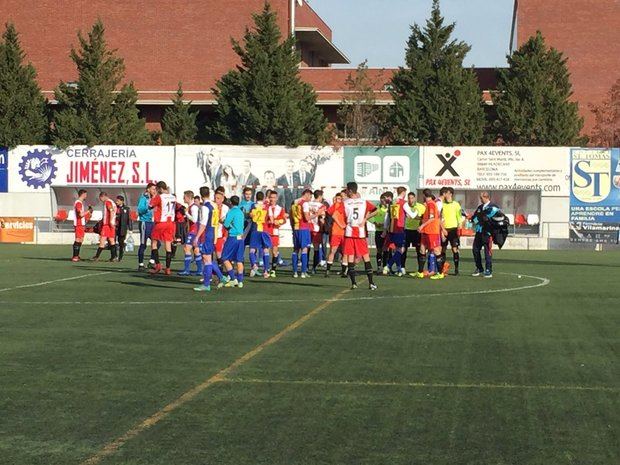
342;182;378;291
71;189;90;262
149;181;177;275
92;192;117;262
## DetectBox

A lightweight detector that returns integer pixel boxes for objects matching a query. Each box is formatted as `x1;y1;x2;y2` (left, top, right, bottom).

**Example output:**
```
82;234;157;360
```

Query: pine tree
338;61;386;145
494;31;586;146
387;0;485;145
590;78;620;148
51;19;152;147
0;23;48;148
210;2;328;146
161;83;198;145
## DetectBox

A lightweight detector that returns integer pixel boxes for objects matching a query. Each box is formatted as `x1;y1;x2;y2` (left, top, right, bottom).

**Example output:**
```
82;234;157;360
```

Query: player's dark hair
199;186;210;198
99;192;107;198
385;191;394;199
230;195;240;206
145;182;156;189
156;181;167;190
422;188;435;200
256;191;265;201
408;192;416;198
116;195;124;202
447;187;455;195
397;186;407;195
302;188;313;196
346;182;358;194
215;186;225;194
243;187;252;194
439;187;449;196
334;192;342;198
194;195;200;201
77;189;87;196
313;189;323;199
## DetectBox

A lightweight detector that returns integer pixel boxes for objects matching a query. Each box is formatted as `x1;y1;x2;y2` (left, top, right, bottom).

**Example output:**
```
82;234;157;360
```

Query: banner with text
0;147;7;193
175;145;343;209
7;146;175;193
569;148;620;244
343;146;420;200
0;217;35;243
421;147;570;196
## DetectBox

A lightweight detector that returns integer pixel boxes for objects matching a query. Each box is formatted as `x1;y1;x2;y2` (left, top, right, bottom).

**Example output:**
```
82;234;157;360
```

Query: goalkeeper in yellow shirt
441;187;464;275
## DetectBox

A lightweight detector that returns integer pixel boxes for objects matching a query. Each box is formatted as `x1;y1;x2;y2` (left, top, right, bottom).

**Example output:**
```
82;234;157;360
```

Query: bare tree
338;61;386;145
590;78;620;147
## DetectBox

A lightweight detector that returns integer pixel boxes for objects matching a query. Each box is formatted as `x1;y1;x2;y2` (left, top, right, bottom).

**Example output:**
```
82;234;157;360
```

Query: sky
306;0;516;68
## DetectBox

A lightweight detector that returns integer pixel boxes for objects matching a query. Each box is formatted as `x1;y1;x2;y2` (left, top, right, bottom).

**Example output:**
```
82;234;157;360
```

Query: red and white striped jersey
343;197;376;238
215;204;229;239
187;203;200;234
265;204;286;236
304;200;324;232
150;193;176;223
74;200;85;226
102;199;117;227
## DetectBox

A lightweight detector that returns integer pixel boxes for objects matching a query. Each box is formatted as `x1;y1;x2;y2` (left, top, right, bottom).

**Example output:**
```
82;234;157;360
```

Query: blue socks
249;250;257;268
212;260;224;280
138;244;146;263
301;252;308;273
292;252;298;273
263;254;270;272
428;253;437;273
195;258;203;274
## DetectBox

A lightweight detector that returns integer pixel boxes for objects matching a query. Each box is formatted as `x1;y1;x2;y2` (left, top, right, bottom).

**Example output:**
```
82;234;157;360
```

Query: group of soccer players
71;181;470;291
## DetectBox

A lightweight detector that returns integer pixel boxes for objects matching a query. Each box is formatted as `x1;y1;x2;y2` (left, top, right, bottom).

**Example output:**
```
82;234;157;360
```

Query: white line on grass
0;271;112;293
223;377;619;393
0;272;550;305
79;286;353;465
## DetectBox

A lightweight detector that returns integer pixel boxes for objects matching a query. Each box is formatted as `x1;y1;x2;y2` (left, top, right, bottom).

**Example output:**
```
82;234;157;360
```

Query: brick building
512;0;620;135
2;0;615;139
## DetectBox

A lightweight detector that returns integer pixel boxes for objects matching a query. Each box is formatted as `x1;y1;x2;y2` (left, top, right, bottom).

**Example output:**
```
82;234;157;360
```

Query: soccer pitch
0;245;618;465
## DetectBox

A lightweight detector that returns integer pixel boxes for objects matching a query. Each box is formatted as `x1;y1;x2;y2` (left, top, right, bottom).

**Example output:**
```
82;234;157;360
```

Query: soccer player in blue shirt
222;196;246;288
136;182;157;270
193;186;218;292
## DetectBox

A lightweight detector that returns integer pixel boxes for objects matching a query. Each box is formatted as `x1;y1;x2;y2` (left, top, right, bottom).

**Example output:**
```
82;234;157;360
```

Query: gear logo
19;149;57;189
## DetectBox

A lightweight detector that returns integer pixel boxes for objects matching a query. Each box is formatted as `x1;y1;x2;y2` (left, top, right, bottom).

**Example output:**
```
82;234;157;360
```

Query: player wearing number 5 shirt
149;181;177;275
342;182;378;291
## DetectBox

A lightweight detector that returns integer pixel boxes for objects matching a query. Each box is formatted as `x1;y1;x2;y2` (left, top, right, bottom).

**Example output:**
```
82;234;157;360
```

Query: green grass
0;244;618;465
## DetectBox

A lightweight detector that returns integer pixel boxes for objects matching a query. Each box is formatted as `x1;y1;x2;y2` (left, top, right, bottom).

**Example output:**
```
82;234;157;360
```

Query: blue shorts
139;221;154;245
250;231;272;250
185;232;197;246
199;232;215;255
222;236;245;263
390;232;406;248
293;229;311;250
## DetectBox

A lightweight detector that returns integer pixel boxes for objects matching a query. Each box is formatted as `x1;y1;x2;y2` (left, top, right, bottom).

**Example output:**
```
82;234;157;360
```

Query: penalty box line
222;377;619;394
0;271;112;293
80;286;353;465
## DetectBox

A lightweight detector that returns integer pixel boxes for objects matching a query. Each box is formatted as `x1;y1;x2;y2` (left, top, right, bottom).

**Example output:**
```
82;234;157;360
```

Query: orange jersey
419;200;441;234
327;202;346;236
